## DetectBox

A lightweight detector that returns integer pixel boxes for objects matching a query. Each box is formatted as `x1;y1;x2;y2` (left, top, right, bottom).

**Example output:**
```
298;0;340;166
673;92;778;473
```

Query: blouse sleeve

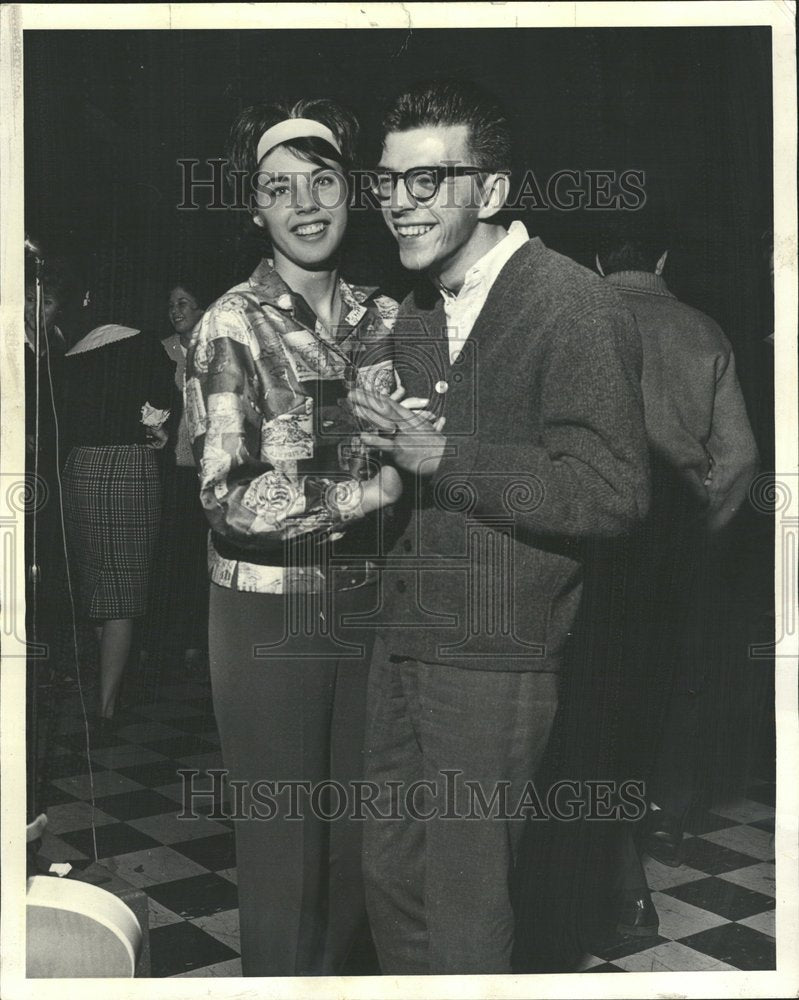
354;293;397;395
184;295;367;552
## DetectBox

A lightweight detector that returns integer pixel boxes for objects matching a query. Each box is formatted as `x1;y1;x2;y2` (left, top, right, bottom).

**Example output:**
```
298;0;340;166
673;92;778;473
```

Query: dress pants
362;636;559;974
209;578;376;977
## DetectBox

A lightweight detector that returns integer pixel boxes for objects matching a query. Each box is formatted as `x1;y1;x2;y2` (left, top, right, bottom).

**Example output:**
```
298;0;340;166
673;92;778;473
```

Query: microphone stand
27;250;45;832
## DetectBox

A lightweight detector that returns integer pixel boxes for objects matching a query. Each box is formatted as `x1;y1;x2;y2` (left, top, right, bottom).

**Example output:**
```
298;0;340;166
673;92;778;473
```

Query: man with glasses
350;79;651;974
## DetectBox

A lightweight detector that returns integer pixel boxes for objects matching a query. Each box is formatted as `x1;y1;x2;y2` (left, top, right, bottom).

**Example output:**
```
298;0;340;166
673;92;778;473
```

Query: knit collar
605;270;674;297
247;257;377;330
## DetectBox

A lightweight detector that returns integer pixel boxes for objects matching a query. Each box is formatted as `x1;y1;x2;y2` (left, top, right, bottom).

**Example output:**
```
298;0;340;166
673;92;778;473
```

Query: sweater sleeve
431;304;651;539
705;346;760;530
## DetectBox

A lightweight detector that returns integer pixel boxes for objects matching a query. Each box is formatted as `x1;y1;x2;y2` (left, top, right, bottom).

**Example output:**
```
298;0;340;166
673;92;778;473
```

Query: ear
252;213;265;229
477;172;510;220
655;249;668;275
595;253;606;277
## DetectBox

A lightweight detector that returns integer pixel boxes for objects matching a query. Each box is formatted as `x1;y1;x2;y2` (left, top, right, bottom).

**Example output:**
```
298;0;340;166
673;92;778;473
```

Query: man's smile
394;222;437;240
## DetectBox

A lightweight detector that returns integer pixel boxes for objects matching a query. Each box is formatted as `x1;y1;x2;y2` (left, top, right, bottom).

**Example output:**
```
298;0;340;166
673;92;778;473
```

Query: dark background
24;26;776;970
24;26;773;447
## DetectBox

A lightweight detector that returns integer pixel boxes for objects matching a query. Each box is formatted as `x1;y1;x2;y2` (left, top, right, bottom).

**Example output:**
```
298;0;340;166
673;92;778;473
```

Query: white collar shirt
438;220;529;364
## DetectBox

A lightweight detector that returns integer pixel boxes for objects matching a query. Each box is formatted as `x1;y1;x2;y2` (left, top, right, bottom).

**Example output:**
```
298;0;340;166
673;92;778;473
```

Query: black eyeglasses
367;165;490;203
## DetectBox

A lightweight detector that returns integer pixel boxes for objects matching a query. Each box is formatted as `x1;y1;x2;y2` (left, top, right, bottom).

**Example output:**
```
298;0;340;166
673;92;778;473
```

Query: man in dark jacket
597;237;758;532
595;234;759;933
351;80;651;974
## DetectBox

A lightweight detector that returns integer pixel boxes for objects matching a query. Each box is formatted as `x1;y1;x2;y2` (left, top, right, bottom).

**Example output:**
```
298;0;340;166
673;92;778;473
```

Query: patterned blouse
184;258;398;593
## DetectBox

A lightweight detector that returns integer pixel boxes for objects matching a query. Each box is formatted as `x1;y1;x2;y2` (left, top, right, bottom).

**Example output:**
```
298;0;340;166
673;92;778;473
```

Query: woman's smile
291;219;331;240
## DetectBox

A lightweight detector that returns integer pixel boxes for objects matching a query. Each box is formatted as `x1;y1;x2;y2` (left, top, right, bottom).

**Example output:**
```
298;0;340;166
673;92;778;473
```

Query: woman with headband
184;99;401;976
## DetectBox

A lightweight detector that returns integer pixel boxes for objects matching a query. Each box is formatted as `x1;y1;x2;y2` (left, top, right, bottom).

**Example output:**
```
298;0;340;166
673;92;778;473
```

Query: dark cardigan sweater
378;237;651;672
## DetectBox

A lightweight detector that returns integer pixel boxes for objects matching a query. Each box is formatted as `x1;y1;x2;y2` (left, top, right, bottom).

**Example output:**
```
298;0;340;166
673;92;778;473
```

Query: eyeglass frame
367;164;508;204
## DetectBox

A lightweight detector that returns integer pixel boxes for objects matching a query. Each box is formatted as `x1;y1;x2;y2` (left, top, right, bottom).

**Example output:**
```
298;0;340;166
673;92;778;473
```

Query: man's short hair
597;222;668;275
381;79;512;173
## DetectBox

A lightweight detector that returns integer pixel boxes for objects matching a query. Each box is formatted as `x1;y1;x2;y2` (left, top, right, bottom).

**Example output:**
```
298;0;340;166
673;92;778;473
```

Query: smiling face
168;286;205;341
252;144;348;272
378;124;491;287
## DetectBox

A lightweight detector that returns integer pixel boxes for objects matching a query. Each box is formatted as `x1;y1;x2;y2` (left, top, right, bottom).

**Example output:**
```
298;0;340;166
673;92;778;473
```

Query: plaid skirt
63;445;161;619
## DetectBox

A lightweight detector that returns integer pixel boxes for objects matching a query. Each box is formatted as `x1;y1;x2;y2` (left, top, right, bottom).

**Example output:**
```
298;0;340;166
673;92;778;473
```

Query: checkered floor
32;670;776;977
577;795;777;973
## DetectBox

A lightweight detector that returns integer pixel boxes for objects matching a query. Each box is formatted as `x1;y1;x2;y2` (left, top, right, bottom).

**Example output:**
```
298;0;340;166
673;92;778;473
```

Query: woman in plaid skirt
61;323;175;724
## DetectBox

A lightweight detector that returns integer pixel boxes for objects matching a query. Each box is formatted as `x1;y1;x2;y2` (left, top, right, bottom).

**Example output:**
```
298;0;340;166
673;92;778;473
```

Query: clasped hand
145;425;169;450
349;386;447;476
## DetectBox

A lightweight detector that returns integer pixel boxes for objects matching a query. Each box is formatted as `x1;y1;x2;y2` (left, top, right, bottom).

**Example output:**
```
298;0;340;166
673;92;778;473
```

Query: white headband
256;118;341;165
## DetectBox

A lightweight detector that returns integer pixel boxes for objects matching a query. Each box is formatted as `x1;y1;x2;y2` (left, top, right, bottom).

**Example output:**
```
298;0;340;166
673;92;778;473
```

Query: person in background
61;307;175;728
185;97;402;976
24;256;77;655
595;229;759;935
25;256;71;450
24;254;79;854
143;274;215;677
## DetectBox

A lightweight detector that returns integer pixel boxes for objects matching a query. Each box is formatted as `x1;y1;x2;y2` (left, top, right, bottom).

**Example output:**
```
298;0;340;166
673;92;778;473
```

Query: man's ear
655;249;669;275
252;214;265;229
477;173;510;220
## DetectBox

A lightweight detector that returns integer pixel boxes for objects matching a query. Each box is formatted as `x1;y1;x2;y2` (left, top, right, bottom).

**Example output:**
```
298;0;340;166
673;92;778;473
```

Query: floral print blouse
184;258;397;593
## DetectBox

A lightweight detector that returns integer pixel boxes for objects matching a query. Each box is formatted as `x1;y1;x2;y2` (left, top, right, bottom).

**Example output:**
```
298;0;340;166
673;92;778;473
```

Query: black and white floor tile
33;671;777;978
576;795;777;973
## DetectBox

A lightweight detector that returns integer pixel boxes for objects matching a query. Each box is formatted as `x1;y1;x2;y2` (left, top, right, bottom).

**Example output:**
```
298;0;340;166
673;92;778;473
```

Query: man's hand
349;387;447;477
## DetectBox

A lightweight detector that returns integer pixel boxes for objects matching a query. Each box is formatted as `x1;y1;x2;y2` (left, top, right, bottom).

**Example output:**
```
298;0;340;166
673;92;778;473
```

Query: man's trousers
362;636;559;974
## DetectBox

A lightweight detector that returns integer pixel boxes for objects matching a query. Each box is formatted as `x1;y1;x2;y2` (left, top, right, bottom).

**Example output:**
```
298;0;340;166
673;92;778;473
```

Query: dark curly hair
228;97;360;183
166;268;223;311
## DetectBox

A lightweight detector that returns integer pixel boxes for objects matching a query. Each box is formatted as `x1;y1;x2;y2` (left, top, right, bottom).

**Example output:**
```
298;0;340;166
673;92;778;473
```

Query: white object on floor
26;875;142;978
